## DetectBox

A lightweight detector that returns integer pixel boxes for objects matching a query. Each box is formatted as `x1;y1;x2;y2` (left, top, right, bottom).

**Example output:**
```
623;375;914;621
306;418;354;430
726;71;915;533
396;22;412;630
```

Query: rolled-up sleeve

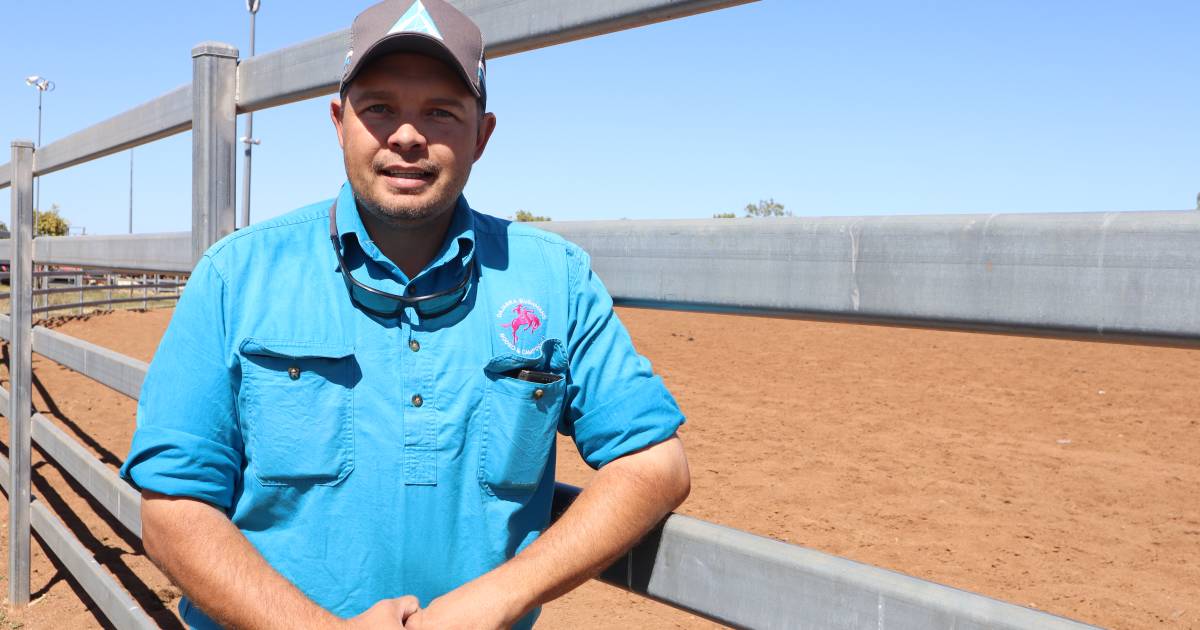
120;254;243;509
560;246;685;469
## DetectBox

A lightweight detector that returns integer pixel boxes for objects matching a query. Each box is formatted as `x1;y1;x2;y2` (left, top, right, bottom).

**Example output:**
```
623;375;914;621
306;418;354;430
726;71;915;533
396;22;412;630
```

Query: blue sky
1;0;1197;235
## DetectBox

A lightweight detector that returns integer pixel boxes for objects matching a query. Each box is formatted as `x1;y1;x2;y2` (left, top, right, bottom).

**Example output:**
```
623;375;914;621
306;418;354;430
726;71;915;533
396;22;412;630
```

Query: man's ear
474;112;497;162
330;97;346;148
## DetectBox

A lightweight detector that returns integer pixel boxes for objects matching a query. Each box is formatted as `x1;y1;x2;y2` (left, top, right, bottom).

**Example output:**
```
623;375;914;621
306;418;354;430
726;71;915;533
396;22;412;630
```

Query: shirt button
287;366;300;380
412;394;424;407
532;388;545;400
409;339;420;352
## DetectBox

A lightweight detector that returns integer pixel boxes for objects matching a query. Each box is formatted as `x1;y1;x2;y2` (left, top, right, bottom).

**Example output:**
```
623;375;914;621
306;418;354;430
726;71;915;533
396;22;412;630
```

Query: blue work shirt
120;182;684;629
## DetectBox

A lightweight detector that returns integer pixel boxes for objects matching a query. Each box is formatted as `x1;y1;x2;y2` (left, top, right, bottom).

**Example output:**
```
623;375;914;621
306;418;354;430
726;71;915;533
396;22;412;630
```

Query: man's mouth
377;165;436;190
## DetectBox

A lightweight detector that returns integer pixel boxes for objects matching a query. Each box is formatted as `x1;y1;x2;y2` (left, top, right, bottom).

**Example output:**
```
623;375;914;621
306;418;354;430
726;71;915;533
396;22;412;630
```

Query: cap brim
342;32;482;99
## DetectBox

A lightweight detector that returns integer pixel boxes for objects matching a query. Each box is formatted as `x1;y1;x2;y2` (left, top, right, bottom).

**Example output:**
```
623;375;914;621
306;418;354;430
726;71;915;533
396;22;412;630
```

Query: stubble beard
349;158;470;229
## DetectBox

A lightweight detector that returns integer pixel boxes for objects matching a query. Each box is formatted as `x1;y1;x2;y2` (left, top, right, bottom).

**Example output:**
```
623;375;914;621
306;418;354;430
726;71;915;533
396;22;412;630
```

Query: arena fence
0;266;184;318
3;0;1191;627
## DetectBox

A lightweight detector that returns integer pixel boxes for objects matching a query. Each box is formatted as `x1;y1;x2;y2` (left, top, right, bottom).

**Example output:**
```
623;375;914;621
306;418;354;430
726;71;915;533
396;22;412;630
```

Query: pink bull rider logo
496;299;547;355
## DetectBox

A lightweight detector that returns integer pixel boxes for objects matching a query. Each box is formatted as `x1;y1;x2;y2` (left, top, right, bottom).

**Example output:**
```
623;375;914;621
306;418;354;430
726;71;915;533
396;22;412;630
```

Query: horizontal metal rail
1;271;145;280
31;294;179;316
0;267;189;279
29;500;157;629
473;0;759;57
0;1;756;188
0;387;141;537
0;453;155;630
29;325;150;399
0;314;149;399
0;233;194;273
0;310;1100;627
34;85;192;182
236;0;756;112
32;413;143;537
24;281;184;297
540;211;1200;346
553;483;1097;630
0;209;1197;345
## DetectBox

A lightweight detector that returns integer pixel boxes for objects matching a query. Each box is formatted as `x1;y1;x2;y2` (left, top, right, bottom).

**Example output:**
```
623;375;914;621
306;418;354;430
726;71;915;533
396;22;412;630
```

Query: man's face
331;53;496;227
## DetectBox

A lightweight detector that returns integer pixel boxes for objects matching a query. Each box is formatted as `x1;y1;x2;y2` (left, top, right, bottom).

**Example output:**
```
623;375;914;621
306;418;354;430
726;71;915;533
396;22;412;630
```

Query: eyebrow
353;90;467;109
354;89;397;102
426;97;468;109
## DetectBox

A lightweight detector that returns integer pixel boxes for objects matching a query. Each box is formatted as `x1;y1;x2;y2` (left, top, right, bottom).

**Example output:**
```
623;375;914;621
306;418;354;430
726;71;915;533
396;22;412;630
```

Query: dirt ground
1;307;1198;629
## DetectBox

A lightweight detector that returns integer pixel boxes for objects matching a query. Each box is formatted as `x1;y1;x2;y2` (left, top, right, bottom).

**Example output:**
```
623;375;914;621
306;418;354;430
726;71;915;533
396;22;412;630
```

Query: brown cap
341;0;486;106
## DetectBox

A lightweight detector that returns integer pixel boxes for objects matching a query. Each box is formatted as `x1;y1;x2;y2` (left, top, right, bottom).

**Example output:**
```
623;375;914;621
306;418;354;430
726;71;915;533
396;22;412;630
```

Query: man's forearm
413;436;691;627
141;492;343;630
507;436;690;610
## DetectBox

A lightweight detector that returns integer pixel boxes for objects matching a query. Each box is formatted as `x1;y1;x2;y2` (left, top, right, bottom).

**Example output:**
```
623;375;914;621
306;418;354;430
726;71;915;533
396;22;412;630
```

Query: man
119;0;690;628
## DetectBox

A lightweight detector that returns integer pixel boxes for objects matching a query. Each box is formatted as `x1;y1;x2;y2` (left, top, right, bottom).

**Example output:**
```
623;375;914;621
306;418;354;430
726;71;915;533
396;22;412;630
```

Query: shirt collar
332;181;477;285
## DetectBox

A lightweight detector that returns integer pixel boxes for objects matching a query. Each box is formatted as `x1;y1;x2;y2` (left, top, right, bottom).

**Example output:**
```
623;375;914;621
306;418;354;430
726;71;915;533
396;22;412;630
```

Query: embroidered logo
496;299;547;356
388;0;444;41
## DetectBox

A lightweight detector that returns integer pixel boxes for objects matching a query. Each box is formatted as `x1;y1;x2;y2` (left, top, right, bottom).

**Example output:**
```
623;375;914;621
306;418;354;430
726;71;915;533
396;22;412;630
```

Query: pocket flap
484;338;566;375
239;338;354;360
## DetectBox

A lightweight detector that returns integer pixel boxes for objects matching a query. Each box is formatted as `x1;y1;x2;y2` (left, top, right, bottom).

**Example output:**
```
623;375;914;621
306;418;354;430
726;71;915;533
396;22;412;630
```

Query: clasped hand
344;583;517;629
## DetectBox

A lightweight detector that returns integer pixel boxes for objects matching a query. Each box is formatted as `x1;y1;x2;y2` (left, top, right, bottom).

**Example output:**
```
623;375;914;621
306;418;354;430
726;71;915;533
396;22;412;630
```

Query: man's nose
388;123;426;153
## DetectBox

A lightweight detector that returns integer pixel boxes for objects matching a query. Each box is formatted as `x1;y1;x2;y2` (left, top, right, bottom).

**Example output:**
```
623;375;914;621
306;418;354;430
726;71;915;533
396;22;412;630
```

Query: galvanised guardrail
0;0;1156;627
0;313;1099;629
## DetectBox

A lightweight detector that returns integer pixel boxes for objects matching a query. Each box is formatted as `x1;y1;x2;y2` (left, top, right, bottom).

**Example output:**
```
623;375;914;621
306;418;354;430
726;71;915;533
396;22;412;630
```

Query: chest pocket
479;338;567;498
238;339;358;486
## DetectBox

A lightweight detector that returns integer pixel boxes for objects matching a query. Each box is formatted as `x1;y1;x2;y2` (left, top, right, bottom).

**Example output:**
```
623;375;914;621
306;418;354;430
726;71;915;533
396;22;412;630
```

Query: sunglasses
329;199;473;319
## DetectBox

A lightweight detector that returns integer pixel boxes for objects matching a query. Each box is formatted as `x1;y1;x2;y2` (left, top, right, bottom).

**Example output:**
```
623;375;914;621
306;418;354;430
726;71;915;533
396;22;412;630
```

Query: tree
514;209;551;222
34;204;70;236
744;198;790;218
712;212;737;219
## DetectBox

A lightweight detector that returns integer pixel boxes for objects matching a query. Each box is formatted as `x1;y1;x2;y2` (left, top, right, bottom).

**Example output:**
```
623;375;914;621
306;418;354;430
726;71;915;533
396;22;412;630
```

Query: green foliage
744;198;790;218
514;209;551;222
712;212;737;219
34;204;70;236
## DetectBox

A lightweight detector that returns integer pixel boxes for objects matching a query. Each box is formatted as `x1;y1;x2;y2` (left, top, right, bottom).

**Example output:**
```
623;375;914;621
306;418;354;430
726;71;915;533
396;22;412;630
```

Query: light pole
241;0;262;228
129;149;134;233
24;75;54;214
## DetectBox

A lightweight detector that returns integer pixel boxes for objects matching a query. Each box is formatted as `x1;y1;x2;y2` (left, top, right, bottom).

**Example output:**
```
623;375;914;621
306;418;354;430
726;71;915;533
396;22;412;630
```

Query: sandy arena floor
1;307;1198;629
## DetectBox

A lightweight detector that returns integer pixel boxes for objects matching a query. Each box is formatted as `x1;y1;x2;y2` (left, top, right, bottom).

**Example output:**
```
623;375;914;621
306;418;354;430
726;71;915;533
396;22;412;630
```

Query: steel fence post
8;140;34;606
191;42;239;265
78;271;84;316
33;268;40;320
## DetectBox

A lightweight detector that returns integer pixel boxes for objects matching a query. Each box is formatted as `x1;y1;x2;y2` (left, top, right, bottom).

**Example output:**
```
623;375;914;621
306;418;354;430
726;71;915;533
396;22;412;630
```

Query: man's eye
365;104;391;114
430;109;456;119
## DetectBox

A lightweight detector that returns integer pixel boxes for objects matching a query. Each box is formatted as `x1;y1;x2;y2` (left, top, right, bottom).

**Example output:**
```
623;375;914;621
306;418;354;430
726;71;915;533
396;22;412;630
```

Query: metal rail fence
2;0;1187;627
0;266;184;318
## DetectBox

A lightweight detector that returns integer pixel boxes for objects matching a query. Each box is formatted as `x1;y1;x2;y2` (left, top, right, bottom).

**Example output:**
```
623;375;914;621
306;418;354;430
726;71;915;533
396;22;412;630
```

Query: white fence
4;0;1187;627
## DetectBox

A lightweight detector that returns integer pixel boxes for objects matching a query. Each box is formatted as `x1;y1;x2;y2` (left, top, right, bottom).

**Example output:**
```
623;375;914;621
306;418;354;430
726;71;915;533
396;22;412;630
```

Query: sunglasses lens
348;281;407;316
413;284;468;318
341;261;471;319
332;220;472;319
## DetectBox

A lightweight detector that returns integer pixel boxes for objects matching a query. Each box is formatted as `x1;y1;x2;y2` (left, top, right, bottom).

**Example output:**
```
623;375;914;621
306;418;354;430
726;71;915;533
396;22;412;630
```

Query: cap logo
388;0;443;41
